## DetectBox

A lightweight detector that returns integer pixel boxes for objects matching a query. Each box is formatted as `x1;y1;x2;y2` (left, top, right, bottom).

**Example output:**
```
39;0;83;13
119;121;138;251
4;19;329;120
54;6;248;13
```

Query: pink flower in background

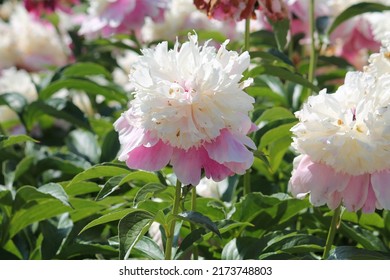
114;34;256;186
0;5;70;72
287;0;381;68
24;0;79;16
193;0;257;21
258;0;289;22
79;0;168;38
289;38;390;212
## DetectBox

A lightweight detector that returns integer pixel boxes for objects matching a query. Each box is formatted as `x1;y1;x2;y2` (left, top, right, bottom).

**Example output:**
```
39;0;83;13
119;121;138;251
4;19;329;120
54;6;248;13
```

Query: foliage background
1;0;390;260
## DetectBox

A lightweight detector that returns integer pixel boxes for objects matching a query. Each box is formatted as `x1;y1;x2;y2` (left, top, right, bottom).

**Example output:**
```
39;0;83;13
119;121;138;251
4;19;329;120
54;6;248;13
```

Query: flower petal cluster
194;0;257;22
0;5;69;71
289;37;390;212
79;0;168;38
114;34;256;186
24;0;79;16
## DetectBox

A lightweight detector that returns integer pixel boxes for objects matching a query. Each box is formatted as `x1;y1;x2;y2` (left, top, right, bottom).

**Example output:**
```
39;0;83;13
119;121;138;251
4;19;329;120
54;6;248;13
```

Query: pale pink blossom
114;34;256;186
194;0;257;21
24;0;79;17
289;38;390;212
79;0;168;38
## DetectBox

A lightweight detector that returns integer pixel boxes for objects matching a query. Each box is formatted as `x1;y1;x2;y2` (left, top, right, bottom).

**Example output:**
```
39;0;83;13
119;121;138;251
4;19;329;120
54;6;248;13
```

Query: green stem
243;170;251;196
322;205;342;260
304;0;317;101
164;180;182;260
190;187;199;260
244;17;250;52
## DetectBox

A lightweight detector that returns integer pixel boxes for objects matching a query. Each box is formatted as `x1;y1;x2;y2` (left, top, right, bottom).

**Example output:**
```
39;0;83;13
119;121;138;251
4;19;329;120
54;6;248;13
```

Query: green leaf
38;183;72;207
9;200;71;238
0;135;37;150
175;228;206;260
67;164;130;187
328;3;390;35
269;18;290;51
14;184;71;211
118;210;154;259
339;222;387;251
0;92;28;114
259;123;295;149
249;65;320;93
133;183;168;206
132;236;164;260
61;62;112;79
56;243;118;259
100;129;120;162
231;193;310;230
222;237;266;260
177;211;221;238
328;246;390;260
79;208;138;234
65;129;100;164
24;99;91;130
256;107;295;125
95;174;126;201
39;77;127;104
117;171;160;187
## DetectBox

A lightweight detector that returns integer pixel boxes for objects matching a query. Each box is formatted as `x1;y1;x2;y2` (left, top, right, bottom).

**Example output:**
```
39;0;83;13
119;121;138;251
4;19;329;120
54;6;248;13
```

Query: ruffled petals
125;140;173;171
342;174;369;212
204;129;254;164
371;170;390;209
171;147;203;186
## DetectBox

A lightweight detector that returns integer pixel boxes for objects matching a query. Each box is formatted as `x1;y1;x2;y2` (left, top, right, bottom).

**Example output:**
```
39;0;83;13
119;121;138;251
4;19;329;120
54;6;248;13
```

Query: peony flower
0;21;17;70
78;0;168;39
289;38;390;212
7;5;70;71
0;67;38;126
258;0;289;22
287;0;382;68
114;34;256;186
24;0;79;17
194;0;257;21
196;177;229;199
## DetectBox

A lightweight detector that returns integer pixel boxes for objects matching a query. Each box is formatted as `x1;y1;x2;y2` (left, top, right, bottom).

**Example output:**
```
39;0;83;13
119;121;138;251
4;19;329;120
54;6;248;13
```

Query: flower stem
244;17;251;52
164;179;182;260
322;205;342;260
243;170;251;196
304;0;317;100
190;186;199;260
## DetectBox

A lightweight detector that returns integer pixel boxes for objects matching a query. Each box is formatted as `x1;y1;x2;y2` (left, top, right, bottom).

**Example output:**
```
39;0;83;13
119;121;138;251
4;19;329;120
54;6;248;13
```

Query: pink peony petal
200;149;234;181
125;140;172;171
371;170;390;210
204;129;253;164
342;174;369;212
362;179;377;213
114;115;146;161
327;191;342;210
289;155;350;207
171;147;203;186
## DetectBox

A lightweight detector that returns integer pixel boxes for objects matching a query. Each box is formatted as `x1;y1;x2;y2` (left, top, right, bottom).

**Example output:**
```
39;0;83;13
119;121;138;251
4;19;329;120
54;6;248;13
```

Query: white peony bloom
114;34;256;186
0;67;38;122
0;21;17;70
9;6;69;71
290;36;390;212
196;177;229;199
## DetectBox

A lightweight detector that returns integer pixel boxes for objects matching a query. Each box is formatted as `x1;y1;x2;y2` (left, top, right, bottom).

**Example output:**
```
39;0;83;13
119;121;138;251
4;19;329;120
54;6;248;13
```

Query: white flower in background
79;0;168;38
0;67;38;122
196;177;229;199
9;6;69;71
289;37;390;212
112;50;139;92
0;21;17;70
